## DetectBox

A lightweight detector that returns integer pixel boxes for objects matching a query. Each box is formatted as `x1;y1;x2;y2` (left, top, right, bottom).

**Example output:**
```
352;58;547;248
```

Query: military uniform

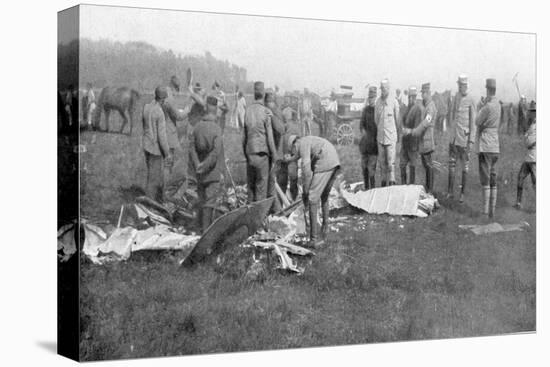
399;87;423;185
290;135;340;247
406;83;437;193
476;79;501;217
374;80;400;186
278;107;301;201
190;100;224;233
142;88;171;203
447;75;477;201
359;86;379;189
266;91;286;213
244;82;277;203
516;102;536;209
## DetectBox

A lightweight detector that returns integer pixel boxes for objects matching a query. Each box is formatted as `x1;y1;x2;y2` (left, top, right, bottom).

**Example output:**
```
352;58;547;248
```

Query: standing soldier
301;88;313;136
374;79;400;186
515;101;536;210
399;86;424;184
243;81;279;203
236;91;247;129
446;75;477;202
82;82;96;130
475;78;501;218
279;95;302;201
403;83;437;193
162;75;193;202
265;90;286;213
359;86;379;190
285;135;341;248
517;95;528;135
189;96;224;233
142;87;172;202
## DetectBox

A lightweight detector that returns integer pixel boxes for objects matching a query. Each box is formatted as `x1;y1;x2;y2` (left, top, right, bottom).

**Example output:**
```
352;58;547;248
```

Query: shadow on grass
36;340;57;354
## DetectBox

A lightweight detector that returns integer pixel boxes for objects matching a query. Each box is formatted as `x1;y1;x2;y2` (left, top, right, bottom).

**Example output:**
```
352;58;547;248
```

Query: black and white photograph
53;3;542;362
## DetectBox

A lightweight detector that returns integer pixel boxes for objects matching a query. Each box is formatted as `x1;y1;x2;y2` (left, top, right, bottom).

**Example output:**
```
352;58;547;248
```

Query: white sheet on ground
341;184;437;217
458;222;529;235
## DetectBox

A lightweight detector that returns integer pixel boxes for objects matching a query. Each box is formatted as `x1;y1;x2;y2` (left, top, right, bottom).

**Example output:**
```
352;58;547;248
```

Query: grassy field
77;95;536;361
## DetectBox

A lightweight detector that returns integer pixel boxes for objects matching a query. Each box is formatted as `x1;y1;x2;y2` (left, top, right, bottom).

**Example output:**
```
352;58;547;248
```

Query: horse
93;86;140;135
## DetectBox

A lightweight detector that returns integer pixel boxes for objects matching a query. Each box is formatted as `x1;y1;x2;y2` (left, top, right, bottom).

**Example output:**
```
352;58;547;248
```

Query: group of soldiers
358;75;536;218
141;73;536;249
142;76;340;248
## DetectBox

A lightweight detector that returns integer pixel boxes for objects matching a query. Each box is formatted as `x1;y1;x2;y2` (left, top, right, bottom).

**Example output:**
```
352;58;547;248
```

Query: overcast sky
77;4;536;101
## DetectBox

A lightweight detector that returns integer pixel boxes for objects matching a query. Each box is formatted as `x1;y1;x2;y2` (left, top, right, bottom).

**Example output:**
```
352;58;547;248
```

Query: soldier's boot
430;169;435;194
321;200;330;240
482;186;490;216
409;166;416;185
515;186;523;209
459;171;467;203
308;203;324;248
369;176;376;190
447;167;455;199
400;167;408;185
489;186;497;218
363;169;370;190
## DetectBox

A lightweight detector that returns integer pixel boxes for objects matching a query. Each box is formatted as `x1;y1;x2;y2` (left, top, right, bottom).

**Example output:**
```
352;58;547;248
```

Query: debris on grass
459;222;530;235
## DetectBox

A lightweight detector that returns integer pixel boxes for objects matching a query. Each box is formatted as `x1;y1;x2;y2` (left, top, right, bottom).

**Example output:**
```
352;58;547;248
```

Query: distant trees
65;38;251;92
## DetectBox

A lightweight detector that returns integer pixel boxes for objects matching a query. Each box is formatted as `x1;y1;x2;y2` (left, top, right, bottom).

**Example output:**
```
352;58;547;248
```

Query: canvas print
57;4;536;362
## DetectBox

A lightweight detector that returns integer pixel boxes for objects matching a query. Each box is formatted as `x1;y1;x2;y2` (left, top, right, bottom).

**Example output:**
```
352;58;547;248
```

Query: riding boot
409;166;416;184
369;176;376;190
430;168;435;194
363;169;370;190
447;167;455;198
321;200;329;239
459;171;467;203
489;186;497;218
400;167;407;185
515;186;523;209
309;202;324;248
482;186;490;216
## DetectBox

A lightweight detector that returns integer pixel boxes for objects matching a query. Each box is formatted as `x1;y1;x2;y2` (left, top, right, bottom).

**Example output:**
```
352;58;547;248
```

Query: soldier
374;79;400;186
189;96;224;233
236;91;247;129
515;101;536;210
142;87;172;203
286;135;341;248
162;76;193;202
359;86;379;190
265;90;286;213
243;81;279;203
446;75;477;202
517;95;528;135
399;86;424;185
475;78;501;218
403;83;437;193
279;95;301;201
301;88;313;136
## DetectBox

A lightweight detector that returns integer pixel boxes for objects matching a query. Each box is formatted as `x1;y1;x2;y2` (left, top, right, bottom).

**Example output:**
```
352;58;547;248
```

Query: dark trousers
517;162;536;189
421;151;434;193
478;152;499;187
361;153;377;189
277;161;299;201
246;153;270;203
197;180;221;233
145;151;164;203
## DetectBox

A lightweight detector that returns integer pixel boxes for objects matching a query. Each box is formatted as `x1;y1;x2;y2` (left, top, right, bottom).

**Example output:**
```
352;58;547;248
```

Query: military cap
287;134;298;148
254;81;265;94
170;75;181;91
528;101;536;111
421;83;431;92
206;95;218;106
380;79;390;88
485;78;496;89
193;82;203;92
154;86;168;100
408;86;418;96
457;74;468;84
